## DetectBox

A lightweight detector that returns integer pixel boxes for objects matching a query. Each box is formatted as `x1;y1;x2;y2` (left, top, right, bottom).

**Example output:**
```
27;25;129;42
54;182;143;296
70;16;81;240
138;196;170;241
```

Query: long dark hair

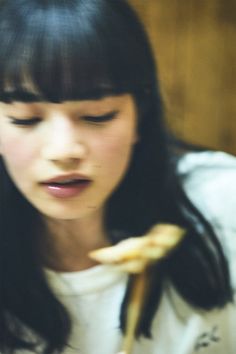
0;0;233;352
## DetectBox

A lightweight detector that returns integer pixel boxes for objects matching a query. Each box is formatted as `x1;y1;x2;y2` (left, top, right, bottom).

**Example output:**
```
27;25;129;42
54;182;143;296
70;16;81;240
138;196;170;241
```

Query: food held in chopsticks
90;224;185;273
89;224;185;354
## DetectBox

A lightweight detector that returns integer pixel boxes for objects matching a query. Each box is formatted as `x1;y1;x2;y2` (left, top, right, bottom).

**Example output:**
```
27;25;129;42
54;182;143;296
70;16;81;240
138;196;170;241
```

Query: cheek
1;136;36;170
92;130;135;175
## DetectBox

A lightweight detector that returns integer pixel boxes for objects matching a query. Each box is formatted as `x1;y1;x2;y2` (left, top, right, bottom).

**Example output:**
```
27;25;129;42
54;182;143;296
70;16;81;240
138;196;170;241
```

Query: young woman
0;0;235;353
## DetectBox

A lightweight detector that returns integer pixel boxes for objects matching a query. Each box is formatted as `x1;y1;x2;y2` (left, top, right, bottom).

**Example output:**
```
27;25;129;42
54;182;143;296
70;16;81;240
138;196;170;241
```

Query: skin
0;94;138;271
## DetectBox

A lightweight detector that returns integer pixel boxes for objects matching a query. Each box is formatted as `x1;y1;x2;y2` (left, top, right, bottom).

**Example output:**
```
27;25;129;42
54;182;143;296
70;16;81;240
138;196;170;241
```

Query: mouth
44;179;90;187
40;174;92;198
41;174;91;185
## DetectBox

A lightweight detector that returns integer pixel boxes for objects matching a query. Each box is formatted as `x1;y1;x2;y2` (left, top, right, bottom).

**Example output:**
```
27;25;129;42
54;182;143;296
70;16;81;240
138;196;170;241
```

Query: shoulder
177;150;236;288
177;150;236;177
177;151;236;225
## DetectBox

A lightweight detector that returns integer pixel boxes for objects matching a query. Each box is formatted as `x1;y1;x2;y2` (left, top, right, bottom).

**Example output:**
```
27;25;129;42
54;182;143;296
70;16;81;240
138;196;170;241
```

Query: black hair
0;0;233;352
0;0;153;102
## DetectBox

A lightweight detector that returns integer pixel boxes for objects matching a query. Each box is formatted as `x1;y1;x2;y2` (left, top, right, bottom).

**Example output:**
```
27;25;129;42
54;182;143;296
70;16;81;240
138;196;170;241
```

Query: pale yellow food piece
89;224;185;273
114;259;148;274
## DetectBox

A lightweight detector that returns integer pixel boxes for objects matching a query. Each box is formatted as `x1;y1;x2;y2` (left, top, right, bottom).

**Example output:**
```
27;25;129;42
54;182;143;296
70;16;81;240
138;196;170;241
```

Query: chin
39;205;101;221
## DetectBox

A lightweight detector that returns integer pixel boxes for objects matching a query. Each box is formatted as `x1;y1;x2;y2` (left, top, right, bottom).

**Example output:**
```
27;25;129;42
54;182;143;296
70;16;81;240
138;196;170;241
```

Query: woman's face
0;94;138;220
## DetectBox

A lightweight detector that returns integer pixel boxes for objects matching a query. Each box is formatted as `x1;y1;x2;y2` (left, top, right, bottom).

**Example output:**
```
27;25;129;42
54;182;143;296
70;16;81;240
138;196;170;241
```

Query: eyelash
82;111;118;123
8;111;118;126
8;117;42;126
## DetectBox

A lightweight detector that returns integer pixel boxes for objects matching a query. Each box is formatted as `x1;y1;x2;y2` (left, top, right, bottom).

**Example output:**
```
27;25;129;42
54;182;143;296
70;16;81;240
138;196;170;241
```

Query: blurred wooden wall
129;0;236;155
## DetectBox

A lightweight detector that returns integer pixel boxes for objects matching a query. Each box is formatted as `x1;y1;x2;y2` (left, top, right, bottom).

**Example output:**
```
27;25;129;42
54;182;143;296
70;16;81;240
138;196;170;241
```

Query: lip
41;173;91;184
40;173;92;199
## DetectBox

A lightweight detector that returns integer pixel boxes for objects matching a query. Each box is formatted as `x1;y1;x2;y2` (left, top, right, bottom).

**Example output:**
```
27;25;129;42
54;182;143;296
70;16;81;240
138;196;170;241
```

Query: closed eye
82;110;119;123
8;116;42;126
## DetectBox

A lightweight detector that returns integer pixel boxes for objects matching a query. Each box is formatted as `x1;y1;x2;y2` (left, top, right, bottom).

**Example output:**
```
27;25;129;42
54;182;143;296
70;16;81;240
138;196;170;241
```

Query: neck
40;210;110;272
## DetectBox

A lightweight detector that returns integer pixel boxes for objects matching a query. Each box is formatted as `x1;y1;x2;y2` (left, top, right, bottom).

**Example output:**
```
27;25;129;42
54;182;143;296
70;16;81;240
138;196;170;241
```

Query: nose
42;115;87;166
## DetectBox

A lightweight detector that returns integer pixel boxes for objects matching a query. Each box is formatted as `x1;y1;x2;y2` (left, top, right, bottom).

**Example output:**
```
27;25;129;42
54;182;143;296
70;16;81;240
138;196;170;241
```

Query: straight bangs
0;0;153;102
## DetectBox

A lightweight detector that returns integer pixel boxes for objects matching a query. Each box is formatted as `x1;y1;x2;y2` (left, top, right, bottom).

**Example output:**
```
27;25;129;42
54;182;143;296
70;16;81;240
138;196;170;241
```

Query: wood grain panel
129;0;236;154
